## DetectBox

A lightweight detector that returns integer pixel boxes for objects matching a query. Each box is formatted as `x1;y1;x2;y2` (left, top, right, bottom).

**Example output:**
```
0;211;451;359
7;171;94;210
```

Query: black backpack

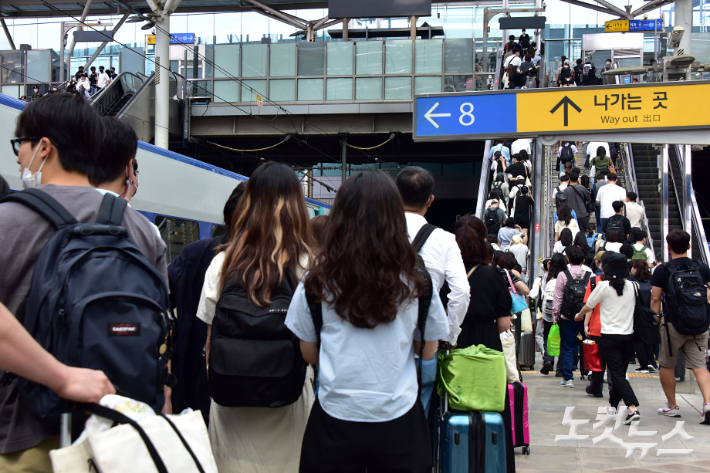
554;187;566;207
561;270;591;317
0;189;171;422
560;145;574;162
485;207;502;236
209;268;307;408
633;281;661;345
663;261;710;337
606;214;625;239
490;182;504;200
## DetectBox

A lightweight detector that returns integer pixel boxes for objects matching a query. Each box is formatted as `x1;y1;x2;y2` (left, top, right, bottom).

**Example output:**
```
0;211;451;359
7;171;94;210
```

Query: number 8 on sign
459;103;475;126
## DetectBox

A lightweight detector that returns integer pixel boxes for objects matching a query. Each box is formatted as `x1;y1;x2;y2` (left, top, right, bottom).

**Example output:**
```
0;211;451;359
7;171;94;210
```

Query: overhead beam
592;0;630;18
83;11;129;71
630;0;673;17
251;8;305;29
314;18;342;31
240;0;307;29
144;0;160;14
558;0;620;17
312;16;329;30
64;0;93;79
1;19;15;50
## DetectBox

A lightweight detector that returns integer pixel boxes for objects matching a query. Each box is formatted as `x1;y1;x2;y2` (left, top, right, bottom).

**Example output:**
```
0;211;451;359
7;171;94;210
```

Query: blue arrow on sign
415;95;517;138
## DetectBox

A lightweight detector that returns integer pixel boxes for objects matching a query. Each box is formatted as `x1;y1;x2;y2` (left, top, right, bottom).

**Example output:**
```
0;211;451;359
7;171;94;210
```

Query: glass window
445;39;473;73
414;76;441;95
326;78;352;100
355;77;382;100
385;40;412;74
298;78;323;101
415;39;443;74
356;41;383;75
298;43;325;76
444;7;474;39
1;50;23;84
269;79;295;101
1;85;20;98
214;80;240;102
444;75;474;92
215;13;242;45
214;44;240;78
26;50;50;83
241;79;267;102
189;80;212;98
270;44;296;77
242;44;267;77
327;42;353;76
384;77;411;100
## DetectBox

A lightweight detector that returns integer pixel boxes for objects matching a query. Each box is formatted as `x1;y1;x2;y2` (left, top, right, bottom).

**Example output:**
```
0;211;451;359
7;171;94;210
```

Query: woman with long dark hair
629;259;657;374
577;253;641;424
287;171;448;472
540;254;569;376
554;228;574;254
454;216;512;351
555;203;580;241
197;162;316;472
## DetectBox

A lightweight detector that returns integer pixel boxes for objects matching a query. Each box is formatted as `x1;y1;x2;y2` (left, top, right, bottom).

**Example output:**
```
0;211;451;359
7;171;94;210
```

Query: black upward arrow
550;96;582;127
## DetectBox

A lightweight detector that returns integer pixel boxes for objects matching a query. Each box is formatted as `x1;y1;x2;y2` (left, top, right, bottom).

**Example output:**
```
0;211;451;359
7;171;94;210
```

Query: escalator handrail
90;72;143;105
672;145;710;265
475;140;494;219
115;72;156;120
621;143;655;253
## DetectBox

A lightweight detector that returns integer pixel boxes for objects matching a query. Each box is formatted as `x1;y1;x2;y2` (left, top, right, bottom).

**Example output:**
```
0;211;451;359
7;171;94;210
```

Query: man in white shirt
97;66;111;91
511;138;532;156
624;192;645;228
552;173;569;203
596;172;627;232
395;166;471;417
76;74;91;99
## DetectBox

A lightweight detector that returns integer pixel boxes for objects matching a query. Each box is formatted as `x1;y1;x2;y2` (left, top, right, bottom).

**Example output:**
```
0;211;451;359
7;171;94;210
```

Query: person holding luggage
197;162;316;472
629;260;658;374
650;229;710;422
577;253;641;424
454;215;512;351
287;171;449;473
540;254;568;376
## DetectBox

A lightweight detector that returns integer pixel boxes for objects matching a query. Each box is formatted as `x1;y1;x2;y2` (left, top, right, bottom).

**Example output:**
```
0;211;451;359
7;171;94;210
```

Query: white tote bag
51;409;218;473
500;330;520;384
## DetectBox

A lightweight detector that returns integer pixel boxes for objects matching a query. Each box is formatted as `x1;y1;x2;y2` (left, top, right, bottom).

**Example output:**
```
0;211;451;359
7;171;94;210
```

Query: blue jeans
600;218;609;233
595;205;602;233
562;319;585;381
416;355;438;419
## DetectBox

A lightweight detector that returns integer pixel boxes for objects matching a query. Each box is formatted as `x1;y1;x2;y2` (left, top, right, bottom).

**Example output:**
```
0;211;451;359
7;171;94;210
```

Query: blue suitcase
437;410;507;473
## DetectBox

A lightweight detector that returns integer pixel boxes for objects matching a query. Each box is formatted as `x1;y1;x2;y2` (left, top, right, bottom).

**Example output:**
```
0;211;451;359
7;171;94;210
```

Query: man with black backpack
484;199;506;239
0;94;169;471
396;167;470;418
563;169;592;234
606;201;631;243
650;229;710;423
553;246;592;387
558;142;577;172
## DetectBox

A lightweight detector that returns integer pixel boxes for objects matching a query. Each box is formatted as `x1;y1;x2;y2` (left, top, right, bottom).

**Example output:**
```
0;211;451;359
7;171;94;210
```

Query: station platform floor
516;352;710;473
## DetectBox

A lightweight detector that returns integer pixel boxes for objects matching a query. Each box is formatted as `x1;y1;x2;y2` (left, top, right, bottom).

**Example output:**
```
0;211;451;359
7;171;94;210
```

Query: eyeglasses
10;137;41;156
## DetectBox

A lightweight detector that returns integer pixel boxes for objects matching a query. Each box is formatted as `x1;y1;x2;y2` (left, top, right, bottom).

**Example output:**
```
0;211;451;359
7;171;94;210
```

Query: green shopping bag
436;344;506;412
547;323;561;357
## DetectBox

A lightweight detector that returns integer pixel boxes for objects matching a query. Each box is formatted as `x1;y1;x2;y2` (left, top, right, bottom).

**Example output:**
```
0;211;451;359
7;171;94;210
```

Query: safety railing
475;140;494;219
90;72;144;117
619;143;654;253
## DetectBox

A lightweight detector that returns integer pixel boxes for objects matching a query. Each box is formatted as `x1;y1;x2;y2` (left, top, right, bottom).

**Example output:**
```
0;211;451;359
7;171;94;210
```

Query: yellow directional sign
517;82;710;135
147;35;156;45
605;20;628;32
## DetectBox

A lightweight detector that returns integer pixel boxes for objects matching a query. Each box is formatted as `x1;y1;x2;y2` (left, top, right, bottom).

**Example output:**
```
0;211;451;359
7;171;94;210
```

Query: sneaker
701;402;710;425
540;362;553;375
625;373;629;381
624;410;641;425
563;379;574;388
603;372;608;383
657;404;681;417
634;367;649;374
586;385;603;398
647;365;657;373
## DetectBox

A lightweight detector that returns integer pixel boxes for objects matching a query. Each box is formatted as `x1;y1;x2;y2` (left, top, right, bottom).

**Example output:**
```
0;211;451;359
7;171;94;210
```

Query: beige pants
0;436;59;473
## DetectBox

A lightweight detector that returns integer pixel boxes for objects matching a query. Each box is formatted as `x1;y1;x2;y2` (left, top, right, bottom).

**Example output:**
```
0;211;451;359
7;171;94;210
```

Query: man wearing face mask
31;86;41;101
0;94;168;472
602;59;614;85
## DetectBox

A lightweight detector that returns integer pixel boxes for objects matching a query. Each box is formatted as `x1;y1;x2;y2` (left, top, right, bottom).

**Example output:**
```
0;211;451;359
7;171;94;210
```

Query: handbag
500;331;520;384
582;340;601;372
547;323;561;357
632;282;661;345
50;406;218;473
506;270;528;314
520;307;533;333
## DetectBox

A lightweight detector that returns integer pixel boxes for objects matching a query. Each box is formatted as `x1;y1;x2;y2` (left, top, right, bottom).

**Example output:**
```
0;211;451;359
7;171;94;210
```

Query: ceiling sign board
329;0;431;19
604;19;663;33
73;31;115;42
498;16;547;30
146;33;195;45
413;81;710;141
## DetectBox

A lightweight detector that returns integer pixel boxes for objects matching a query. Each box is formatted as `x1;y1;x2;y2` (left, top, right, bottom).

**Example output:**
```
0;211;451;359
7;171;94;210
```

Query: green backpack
437;344;506;412
632;244;649;261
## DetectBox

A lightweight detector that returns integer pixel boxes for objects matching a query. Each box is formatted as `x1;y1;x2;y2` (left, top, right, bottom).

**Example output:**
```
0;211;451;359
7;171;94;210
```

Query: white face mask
21;144;47;189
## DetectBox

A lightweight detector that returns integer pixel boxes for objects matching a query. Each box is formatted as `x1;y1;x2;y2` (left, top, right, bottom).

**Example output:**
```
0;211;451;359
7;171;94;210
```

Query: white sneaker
626;373;629;380
702;402;710;425
564;379;574;388
657;404;681;417
634;367;649;374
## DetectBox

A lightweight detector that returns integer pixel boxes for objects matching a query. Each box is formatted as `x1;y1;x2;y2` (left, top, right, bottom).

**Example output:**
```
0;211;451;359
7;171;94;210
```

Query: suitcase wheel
522;446;531;455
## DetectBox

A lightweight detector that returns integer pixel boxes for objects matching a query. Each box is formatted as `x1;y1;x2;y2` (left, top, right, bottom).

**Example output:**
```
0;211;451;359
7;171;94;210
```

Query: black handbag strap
83;403;168;473
0;188;77;229
305;291;323;347
96;193;128;225
158;414;206;473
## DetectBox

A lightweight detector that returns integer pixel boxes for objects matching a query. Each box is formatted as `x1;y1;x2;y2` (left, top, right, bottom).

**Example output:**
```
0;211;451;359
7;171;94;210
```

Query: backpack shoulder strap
563;269;573;282
582;271;591;284
305;291;323;347
416;262;433;387
0;188;77;229
96;193;128;225
590;276;597;291
412;223;437;253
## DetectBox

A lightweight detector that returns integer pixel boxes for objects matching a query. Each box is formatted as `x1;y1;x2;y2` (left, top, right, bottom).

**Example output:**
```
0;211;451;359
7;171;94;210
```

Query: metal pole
341;135;347;187
155;13;170;149
1;19;15;50
84;12;130;71
59;22;66;82
684;144;693;254
661;145;669;263
343;18;349;41
64;0;93;79
675;0;693;54
410;16;417;41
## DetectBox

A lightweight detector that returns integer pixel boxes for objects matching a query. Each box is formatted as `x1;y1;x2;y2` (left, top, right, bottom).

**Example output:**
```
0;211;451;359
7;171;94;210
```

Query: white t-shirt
553;241;568;254
586;142;610;160
625;202;645;228
98;72;110;88
555;218;580;240
632;243;655;264
596;183;627;219
585;280;635;335
285;280;449;423
507;244;529;273
511;139;532;155
603;242;623;253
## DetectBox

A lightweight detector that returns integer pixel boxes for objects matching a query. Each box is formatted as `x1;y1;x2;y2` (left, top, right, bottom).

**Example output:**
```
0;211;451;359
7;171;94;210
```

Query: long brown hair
220;162;314;306
454;215;490;266
304;171;425;329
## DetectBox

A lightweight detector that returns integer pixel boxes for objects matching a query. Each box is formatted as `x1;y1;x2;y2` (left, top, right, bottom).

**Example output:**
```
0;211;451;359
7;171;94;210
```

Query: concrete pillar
155;14;170;149
675;0;693;54
410;16;418;41
342;18;349;41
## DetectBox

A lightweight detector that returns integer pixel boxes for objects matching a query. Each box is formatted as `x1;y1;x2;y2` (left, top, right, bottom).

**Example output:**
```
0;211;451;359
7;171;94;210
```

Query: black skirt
457;321;503;352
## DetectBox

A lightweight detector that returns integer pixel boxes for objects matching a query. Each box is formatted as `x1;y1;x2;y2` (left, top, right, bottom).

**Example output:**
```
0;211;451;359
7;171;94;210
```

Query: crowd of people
19;66;117;103
501;32;541;89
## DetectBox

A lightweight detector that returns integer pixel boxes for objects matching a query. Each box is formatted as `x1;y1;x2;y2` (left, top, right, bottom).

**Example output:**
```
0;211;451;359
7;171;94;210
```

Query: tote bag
505;270;528;314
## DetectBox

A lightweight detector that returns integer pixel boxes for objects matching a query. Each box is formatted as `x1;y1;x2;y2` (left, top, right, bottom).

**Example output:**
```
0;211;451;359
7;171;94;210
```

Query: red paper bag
583;341;601;372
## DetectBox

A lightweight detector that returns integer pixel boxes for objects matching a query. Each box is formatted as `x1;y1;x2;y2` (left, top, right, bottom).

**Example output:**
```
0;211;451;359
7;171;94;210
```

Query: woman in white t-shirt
286;171;448;472
555;204;580;241
575;253;640;425
553;228;574;254
196;162;316;473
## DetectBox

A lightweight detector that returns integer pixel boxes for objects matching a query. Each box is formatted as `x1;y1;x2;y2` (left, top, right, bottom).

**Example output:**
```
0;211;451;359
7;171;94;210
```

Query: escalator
630;144;663;255
90;72;146;117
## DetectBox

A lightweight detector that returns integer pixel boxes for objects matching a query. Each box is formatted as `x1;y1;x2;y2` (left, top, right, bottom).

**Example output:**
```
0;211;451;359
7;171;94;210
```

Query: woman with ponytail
575;253;641;425
454;216;513;351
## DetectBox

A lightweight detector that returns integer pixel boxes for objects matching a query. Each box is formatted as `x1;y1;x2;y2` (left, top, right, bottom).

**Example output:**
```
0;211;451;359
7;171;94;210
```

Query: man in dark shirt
504;34;519;53
519;29;531;52
607;200;632;242
88;66;98;95
563;169;591;233
650;229;710;422
74;65;85;80
505;154;527;182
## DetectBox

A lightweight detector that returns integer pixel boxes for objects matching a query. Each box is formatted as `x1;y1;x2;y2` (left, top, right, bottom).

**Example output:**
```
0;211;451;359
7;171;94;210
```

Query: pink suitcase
507;382;530;454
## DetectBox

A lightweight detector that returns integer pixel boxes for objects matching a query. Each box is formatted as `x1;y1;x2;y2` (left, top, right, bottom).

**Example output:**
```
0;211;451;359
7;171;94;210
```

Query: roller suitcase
507;382;530;455
518;332;536;371
437;410;507;473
